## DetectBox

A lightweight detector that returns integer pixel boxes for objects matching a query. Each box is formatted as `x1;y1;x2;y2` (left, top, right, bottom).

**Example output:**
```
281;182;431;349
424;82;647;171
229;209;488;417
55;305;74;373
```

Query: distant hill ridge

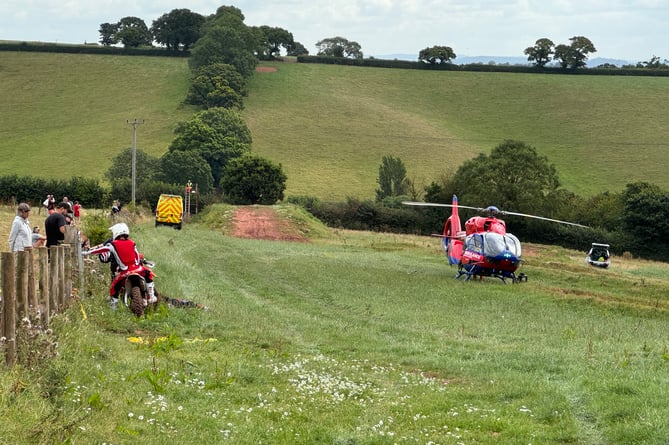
374;53;633;67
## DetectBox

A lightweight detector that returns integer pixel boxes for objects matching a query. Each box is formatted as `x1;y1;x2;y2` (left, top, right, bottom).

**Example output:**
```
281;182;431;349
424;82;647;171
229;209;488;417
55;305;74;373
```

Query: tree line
328;140;669;261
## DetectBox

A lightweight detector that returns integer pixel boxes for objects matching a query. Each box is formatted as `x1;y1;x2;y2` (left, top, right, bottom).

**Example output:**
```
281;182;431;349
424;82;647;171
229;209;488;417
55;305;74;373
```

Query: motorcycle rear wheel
129;286;145;317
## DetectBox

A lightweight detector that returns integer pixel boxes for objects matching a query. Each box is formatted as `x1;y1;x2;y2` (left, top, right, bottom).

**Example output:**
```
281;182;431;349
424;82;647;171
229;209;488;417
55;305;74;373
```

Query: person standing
73;200;82;221
45;202;69;248
62;197;74;223
8;203;33;252
46;195;56;214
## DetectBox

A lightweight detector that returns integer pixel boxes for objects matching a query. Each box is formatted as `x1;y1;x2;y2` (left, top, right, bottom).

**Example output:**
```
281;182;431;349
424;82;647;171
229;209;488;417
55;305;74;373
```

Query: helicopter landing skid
455;266;527;284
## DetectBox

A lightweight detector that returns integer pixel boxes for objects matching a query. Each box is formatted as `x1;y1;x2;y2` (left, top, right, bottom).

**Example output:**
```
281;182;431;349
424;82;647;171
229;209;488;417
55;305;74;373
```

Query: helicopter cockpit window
483;232;522;257
505;233;521;257
464;234;484;254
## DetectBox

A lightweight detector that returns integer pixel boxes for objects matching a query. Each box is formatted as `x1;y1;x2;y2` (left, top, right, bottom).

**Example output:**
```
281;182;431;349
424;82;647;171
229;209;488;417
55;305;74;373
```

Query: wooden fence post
38;247;49;327
2;252;17;367
16;250;29;321
49;248;59;316
0;255;3;338
27;248;39;322
64;245;72;308
57;246;66;309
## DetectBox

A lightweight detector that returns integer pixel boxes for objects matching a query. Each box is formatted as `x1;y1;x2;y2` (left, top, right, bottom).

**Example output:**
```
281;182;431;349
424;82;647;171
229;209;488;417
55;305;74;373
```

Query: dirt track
231;206;307;242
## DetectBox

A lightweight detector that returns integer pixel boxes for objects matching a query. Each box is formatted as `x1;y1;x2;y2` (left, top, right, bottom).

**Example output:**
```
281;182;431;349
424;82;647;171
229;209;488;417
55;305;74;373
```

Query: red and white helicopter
404;195;588;283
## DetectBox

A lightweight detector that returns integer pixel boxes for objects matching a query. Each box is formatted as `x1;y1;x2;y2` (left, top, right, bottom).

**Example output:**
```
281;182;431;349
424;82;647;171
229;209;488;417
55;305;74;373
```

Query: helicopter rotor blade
498;210;589;228
402;201;485;212
403;201;589;228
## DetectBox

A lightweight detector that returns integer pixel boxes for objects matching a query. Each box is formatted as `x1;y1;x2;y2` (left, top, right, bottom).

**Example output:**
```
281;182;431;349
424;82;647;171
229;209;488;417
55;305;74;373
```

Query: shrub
287;195;322;212
81;212;114;246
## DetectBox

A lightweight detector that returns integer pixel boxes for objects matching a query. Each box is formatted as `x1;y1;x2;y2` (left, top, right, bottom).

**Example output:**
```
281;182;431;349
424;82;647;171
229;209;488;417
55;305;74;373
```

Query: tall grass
1;205;668;444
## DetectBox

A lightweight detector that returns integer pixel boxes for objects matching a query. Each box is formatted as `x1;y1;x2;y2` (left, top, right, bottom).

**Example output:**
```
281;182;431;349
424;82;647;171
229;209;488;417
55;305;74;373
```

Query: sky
1;0;667;63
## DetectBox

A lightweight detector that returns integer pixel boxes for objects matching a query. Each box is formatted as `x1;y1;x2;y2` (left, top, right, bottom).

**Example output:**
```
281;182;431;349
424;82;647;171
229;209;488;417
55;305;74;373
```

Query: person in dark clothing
45;202;69;248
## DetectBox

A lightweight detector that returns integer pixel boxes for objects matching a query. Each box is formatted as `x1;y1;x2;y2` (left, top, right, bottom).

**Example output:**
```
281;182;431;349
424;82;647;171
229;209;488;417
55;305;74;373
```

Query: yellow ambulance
155;194;183;230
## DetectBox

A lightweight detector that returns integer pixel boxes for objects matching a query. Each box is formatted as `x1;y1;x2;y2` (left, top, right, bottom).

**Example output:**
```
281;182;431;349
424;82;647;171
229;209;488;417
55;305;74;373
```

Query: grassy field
2;51;669;201
0;51;195;180
244;61;669;199
1;205;669;444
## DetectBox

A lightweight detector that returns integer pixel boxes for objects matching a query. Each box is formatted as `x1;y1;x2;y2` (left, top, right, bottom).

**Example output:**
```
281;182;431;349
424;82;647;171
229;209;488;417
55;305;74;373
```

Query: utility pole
126;119;144;206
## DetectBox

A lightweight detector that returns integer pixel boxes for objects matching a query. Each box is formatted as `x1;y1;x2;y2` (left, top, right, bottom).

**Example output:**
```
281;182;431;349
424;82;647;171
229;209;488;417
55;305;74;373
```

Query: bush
0;175;107;208
220;155;287;205
308;198;427;233
287;195;322;212
81;212;114;246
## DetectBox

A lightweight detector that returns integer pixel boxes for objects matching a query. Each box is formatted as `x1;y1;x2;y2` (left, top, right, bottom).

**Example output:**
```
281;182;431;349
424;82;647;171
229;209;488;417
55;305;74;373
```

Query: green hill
2;51;669;200
245;61;669;200
0;51;195;180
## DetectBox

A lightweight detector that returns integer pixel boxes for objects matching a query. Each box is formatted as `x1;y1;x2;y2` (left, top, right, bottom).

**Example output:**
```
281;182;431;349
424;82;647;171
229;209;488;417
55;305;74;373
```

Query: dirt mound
231;206;307;242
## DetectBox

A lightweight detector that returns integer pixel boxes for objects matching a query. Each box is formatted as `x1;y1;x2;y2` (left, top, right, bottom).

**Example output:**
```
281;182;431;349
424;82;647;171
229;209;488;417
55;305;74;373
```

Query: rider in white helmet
86;222;156;307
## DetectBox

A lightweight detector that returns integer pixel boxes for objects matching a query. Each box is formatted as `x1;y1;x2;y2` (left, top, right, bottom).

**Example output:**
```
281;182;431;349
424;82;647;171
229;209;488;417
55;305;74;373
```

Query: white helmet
109;223;130;240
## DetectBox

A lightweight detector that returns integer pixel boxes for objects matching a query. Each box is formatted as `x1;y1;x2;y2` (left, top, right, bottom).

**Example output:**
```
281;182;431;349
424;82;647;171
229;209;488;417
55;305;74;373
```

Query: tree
185;63;246;109
553;44;571;68
105;147;159;185
418;46;456;64
208;5;246;24
636;55;669;69
99;22;118;46
376;155;409;201
168;108;252;187
151;8;205;51
189;20;258;76
286;41;309;56
316;37;363;59
256;25;294;59
573;191;624;230
621;182;669;254
156;150;214;194
553;36;596;69
524;38;554;67
220;155;287;205
115;16;152;48
449;140;561;215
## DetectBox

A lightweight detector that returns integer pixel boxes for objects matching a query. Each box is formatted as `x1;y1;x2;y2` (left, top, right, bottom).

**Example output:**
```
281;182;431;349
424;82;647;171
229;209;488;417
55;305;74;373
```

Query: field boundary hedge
296;55;669;77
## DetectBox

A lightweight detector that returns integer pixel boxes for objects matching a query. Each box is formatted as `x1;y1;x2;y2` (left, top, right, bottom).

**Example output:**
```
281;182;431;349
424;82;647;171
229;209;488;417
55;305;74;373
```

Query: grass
1;205;669;444
0;51;196;180
3;52;669;201
245;62;669;199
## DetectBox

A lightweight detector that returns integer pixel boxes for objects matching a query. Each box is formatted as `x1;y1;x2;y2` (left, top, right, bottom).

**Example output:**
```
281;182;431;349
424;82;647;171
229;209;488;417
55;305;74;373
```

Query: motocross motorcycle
84;243;157;317
114;258;156;317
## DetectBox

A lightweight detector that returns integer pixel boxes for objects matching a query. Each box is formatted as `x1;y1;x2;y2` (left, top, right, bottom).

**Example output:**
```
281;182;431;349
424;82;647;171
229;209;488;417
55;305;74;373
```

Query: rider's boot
110;297;119;310
147;282;157;304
